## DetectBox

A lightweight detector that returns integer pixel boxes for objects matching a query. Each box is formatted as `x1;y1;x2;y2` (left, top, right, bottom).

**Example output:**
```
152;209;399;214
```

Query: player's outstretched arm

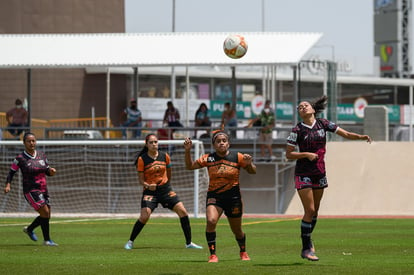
183;137;201;170
242;154;257;174
336;128;372;143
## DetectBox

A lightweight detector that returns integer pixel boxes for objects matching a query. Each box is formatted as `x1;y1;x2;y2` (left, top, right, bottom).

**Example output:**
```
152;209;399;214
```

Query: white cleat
43;240;58;246
124;240;134;250
185;242;203;249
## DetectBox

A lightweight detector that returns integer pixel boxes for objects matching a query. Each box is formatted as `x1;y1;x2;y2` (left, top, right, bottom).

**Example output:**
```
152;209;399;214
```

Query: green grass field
0;217;413;274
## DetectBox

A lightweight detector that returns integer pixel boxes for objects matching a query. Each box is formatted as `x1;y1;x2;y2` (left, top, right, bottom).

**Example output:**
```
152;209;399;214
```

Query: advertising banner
139;98;401;124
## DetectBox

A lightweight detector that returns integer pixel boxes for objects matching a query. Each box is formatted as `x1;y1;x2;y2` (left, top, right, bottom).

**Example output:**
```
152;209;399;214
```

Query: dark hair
195;103;208;118
15;99;22;105
311;95;328;115
211;130;229;144
197;103;208;111
133;133;157;165
23;132;35;142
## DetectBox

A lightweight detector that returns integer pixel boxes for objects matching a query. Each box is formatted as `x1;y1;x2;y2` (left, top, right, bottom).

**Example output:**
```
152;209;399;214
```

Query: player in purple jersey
286;96;371;261
4;132;58;246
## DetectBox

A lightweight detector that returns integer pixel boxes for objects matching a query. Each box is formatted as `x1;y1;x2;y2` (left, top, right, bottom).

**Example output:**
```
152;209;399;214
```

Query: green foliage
0;217;413;274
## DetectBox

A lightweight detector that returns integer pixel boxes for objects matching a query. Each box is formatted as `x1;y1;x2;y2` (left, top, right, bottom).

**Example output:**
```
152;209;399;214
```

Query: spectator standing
120;98;142;139
246;100;276;161
6;99;28;138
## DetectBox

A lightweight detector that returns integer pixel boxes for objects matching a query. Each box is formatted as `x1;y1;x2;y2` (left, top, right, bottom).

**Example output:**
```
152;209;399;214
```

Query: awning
0;32;322;68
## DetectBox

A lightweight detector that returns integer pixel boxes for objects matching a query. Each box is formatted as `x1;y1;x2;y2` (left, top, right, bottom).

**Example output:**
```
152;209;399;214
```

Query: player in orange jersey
124;134;202;250
184;130;256;263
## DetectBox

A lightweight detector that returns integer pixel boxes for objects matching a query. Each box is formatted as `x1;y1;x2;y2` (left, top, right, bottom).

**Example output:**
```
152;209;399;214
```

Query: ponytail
133;133;157;166
311;95;328;115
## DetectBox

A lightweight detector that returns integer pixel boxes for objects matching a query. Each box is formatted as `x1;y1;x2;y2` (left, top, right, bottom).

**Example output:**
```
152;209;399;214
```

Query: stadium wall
284;142;414;216
0;0;129;122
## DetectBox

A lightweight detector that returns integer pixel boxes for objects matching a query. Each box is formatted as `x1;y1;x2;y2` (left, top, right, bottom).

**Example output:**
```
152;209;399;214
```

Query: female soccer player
4;132;58;246
286;95;371;261
124;134;202;250
184;131;257;263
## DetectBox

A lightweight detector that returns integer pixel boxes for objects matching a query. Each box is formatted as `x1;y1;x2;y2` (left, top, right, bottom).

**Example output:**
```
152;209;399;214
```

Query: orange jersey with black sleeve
136;151;171;186
196;151;248;193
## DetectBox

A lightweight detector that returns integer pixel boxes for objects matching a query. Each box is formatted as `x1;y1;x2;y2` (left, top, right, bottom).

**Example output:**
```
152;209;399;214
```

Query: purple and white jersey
287;118;338;176
9;150;50;193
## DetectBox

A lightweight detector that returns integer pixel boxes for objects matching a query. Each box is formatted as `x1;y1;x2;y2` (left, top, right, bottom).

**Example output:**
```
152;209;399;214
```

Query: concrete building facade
0;0;128;124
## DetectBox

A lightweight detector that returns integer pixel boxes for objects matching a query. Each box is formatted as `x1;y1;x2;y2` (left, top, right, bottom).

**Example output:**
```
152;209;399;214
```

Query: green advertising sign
337;104;400;122
210;100;253;119
210;100;296;120
275;102;294;120
210;100;400;122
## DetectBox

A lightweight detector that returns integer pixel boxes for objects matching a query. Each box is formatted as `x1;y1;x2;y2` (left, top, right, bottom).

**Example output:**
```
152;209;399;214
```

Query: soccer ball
223;34;248;59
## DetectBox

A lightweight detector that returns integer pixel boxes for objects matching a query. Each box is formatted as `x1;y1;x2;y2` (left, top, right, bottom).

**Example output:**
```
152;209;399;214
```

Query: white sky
125;0;376;75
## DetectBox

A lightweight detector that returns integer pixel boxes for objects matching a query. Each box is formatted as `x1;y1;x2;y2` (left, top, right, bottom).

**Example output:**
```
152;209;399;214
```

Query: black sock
39;217;50;241
180;216;192;245
301;220;312;251
206;231;216;255
129;220;145;242
27;216;42;232
236;234;246;252
310;216;318;233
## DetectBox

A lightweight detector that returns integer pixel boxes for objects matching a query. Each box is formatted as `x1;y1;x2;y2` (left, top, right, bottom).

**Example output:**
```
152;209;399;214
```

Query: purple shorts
294;175;328;190
24;190;49;211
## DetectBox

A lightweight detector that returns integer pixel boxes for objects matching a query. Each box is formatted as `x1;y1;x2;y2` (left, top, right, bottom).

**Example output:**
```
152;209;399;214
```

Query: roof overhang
86;65;414;87
0;32;322;68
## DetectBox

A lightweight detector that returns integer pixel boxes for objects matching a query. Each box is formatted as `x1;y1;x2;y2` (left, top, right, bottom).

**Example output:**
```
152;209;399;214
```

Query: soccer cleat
240;251;251;261
43;240;58;246
301;249;319;261
124;240;134;250
23;227;38;242
310;239;315;253
208;254;219;263
185;242;203;249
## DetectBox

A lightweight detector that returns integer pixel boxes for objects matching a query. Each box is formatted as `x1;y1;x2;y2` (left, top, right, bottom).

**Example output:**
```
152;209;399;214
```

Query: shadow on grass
174;259;305;264
0;244;39;247
254;262;305;267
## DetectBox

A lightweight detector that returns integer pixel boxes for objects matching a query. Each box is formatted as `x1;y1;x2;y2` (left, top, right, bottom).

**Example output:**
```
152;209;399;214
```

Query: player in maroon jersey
286;96;371;261
4;132;58;246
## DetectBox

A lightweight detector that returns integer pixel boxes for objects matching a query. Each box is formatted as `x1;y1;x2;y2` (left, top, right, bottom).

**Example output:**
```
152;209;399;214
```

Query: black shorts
24;190;50;211
206;188;243;218
295;174;328;190
141;183;180;211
